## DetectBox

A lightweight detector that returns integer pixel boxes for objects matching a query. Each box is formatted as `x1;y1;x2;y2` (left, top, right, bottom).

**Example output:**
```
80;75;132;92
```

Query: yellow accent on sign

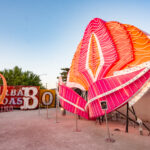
39;89;56;108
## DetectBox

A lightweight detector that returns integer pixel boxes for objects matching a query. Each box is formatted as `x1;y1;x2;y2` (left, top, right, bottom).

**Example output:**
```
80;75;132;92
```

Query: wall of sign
0;86;56;110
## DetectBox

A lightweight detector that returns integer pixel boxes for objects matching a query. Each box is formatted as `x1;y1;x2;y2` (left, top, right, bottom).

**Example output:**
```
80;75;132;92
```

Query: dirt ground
0;108;150;150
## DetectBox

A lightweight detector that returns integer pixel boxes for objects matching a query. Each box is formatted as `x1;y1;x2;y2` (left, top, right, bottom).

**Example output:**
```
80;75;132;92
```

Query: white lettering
17;89;24;96
21;87;38;109
10;89;16;96
9;98;16;105
17;97;23;105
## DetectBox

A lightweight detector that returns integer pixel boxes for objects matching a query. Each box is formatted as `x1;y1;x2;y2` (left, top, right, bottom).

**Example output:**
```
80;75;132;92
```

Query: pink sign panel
59;84;89;119
87;68;150;118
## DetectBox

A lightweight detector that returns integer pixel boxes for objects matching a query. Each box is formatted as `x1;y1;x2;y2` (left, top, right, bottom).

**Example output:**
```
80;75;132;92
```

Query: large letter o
42;92;53;106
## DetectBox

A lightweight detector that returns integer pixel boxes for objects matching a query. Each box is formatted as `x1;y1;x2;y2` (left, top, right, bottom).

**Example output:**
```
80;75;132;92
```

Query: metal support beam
125;103;129;133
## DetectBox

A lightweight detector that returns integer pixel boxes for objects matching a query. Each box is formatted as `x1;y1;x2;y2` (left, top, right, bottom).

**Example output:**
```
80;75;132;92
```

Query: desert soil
0;108;150;150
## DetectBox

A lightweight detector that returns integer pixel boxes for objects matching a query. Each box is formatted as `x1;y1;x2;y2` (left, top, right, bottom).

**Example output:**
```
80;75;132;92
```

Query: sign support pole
55;81;59;123
74;114;80;132
105;109;111;139
104;109;115;142
46;103;48;119
56;94;59;123
100;100;115;143
38;102;41;115
74;103;80;132
125;103;129;133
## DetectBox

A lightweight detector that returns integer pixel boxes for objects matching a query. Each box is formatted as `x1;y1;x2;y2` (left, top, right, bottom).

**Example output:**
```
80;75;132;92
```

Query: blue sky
0;0;150;88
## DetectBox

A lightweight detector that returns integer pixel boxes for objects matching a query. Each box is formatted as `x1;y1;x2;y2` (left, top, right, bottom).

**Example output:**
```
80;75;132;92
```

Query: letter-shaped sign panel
0;86;39;110
39;89;56;108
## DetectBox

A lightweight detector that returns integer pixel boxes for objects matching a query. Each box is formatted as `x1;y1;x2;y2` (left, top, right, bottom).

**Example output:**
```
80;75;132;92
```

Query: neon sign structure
58;18;150;119
0;73;7;104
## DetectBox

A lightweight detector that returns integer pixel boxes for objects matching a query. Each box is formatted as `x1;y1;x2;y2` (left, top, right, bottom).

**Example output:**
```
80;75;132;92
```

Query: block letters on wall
0;86;39;110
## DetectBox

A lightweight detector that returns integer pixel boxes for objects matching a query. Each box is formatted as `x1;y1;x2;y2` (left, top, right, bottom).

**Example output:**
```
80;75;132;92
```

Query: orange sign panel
39;89;56;108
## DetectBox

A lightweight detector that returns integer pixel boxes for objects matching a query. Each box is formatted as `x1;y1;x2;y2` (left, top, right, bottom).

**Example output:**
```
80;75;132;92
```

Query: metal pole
56;95;58;122
76;114;78;131
104;110;115;142
45;82;48;119
74;104;80;132
46;103;48;119
74;114;80;132
126;103;129;133
56;94;59;123
105;110;111;139
131;106;137;120
116;110;150;134
39;102;41;115
56;81;59;123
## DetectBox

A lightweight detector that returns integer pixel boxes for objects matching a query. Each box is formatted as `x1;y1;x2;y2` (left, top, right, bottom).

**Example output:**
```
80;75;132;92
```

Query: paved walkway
0;109;150;150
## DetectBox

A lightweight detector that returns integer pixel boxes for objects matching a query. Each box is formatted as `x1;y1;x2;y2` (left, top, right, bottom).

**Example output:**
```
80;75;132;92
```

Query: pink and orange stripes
87;67;150;118
59;18;150;119
58;84;89;119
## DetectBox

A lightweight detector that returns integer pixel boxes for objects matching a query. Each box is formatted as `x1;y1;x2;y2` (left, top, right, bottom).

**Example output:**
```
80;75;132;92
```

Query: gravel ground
0;108;150;150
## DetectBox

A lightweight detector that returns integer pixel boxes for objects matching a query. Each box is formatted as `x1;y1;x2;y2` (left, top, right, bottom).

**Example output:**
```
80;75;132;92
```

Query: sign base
105;138;115;143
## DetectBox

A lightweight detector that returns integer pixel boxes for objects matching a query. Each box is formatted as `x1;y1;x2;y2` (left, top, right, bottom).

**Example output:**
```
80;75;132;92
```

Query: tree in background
59;68;70;82
0;66;45;88
58;68;70;115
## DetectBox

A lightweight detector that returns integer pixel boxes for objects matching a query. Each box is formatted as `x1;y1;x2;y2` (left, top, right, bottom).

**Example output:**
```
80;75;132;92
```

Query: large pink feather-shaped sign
58;18;150;119
58;84;89;119
87;67;150;118
78;18;118;86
